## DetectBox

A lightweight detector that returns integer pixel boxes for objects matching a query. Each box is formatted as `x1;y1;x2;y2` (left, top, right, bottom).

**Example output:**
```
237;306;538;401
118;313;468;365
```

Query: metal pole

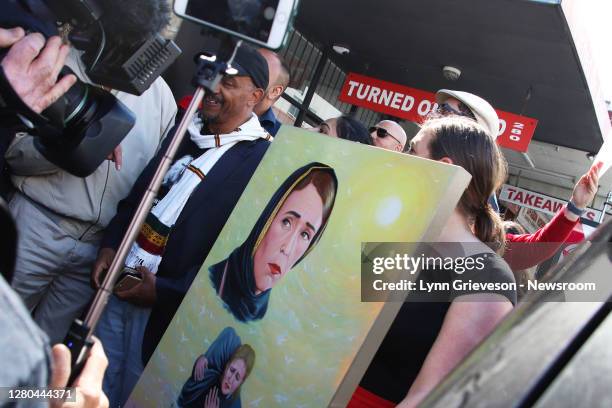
294;48;329;127
83;86;206;334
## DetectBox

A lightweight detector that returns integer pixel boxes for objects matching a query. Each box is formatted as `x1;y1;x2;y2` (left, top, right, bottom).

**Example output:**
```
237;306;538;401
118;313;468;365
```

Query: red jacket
504;209;582;270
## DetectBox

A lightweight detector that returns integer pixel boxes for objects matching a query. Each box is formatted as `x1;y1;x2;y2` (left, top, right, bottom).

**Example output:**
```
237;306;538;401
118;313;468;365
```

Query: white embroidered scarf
124;113;271;274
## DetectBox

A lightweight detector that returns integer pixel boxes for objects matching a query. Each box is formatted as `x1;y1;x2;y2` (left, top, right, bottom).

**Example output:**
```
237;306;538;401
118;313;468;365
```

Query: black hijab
210;162;338;323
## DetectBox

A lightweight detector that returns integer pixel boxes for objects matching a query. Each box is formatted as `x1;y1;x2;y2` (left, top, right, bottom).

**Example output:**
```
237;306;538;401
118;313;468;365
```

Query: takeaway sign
339;73;538;152
499;184;602;221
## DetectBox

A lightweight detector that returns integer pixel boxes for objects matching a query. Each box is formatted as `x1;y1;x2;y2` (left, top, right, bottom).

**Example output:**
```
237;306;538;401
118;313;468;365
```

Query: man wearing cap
369;120;408;152
91;45;272;406
255;48;291;136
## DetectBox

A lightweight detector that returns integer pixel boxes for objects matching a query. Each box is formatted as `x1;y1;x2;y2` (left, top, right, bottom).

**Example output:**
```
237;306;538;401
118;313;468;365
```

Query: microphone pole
63;40;244;384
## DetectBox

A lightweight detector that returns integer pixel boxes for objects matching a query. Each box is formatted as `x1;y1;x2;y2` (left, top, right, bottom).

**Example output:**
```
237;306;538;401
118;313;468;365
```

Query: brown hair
229;344;256;378
224;344;256;397
503;221;531;299
421;117;507;252
294;168;337;232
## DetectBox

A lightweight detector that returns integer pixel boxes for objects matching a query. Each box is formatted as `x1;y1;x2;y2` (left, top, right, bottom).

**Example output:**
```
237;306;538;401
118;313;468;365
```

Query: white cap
435;89;500;139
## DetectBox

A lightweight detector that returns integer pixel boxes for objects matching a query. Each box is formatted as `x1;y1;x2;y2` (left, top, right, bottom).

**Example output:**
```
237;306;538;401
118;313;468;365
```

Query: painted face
221;358;247;396
201;75;256;124
311;118;338;137
406;129;434;159
252;183;324;293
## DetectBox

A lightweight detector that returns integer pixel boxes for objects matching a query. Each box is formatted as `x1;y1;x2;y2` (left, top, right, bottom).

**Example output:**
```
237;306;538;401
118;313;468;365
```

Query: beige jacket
5;52;177;240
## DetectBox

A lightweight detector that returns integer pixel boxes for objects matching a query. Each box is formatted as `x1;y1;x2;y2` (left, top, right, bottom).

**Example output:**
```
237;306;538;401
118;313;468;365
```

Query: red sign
339;73;538;152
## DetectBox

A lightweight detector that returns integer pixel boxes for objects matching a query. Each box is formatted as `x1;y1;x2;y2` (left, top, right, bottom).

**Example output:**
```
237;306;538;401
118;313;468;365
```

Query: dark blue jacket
0;128;15;200
258;107;281;136
101;118;270;364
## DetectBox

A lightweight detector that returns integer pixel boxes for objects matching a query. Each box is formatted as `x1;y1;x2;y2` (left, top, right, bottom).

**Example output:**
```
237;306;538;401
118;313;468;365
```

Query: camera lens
37;68;136;176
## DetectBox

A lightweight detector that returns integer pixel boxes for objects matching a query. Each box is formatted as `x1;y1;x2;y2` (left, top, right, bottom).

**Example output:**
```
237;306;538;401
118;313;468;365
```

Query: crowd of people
0;3;602;407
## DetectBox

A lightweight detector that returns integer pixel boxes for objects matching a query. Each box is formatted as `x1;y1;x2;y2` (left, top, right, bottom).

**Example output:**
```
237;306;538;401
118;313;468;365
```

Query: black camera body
0;0;181;176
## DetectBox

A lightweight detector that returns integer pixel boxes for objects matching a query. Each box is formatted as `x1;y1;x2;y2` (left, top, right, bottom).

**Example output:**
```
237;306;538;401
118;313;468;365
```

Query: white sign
499;184;602;222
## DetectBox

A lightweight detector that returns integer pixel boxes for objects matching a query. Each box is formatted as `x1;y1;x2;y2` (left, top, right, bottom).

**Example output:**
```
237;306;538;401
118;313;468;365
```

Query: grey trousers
9;193;99;344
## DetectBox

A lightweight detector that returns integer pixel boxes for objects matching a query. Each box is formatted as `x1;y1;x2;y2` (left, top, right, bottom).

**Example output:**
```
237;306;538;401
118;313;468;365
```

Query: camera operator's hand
91;248;116;289
0;28;77;113
0;27;25;47
49;338;109;408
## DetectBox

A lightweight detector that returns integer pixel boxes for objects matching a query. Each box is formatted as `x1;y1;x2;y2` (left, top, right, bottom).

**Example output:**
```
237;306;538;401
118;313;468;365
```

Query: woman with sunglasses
350;116;516;408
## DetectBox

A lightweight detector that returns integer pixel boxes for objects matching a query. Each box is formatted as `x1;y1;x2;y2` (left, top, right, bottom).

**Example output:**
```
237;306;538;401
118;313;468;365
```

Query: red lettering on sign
501;185;602;221
506;187;517;200
534;196;543;208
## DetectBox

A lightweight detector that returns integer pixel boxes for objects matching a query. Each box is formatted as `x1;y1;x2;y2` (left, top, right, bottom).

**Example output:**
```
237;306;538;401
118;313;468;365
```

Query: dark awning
295;0;606;153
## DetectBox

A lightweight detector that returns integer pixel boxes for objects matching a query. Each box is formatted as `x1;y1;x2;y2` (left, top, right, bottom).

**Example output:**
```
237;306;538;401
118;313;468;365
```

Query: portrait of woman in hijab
209;162;338;323
177;327;255;408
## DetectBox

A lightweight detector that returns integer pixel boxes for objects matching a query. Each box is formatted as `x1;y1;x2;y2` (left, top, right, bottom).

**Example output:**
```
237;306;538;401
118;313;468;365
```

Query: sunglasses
437;102;476;120
369;127;402;145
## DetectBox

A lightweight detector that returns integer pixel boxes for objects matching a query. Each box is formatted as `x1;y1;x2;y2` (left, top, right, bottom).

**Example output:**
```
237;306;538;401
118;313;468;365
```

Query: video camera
0;0;181;176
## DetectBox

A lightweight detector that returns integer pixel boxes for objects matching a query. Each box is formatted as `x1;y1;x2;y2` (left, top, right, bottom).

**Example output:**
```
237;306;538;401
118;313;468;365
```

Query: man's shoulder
210;138;270;183
258;108;281;136
173;136;270;168
131;76;176;113
259;107;278;122
233;137;271;158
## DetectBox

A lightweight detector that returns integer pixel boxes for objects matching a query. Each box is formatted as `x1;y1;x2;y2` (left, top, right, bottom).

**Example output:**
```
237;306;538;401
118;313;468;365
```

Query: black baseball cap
230;45;269;91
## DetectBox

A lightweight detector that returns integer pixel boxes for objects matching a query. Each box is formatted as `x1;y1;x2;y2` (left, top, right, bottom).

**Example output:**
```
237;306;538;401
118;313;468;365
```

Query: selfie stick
63;40;244;384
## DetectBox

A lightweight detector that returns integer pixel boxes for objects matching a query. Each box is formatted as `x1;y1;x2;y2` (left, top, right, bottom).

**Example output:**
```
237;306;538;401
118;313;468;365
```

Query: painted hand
194;355;209;381
203;387;220;408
